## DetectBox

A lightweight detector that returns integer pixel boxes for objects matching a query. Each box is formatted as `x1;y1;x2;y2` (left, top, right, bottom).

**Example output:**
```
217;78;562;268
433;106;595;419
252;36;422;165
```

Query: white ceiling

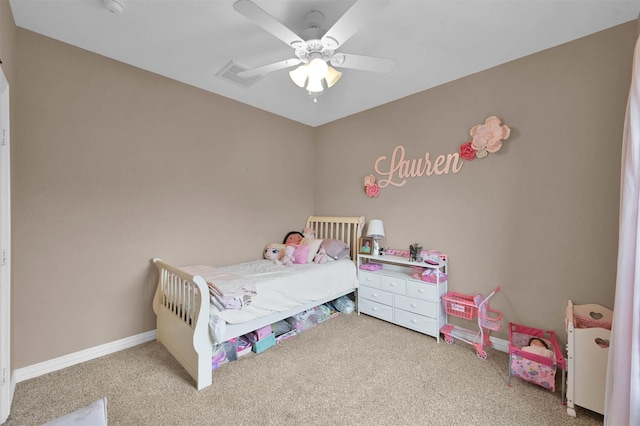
9;0;640;127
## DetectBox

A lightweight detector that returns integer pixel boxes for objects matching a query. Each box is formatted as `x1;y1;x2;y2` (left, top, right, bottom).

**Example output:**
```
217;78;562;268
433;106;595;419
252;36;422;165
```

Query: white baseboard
14;330;157;383
442;326;508;353
12;328;506;384
491;336;509;353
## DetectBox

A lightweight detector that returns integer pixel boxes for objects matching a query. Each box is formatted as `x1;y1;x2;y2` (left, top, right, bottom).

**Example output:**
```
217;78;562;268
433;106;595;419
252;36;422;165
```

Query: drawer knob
411;303;417;308
411;319;418;324
372;307;378;311
419;289;425;293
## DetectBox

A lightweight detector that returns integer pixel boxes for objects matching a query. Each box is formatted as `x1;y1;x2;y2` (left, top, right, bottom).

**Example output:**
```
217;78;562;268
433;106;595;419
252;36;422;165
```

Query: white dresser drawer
381;275;406;294
359;271;381;288
395;294;437;317
359;298;393;322
394;308;438;335
359;286;393;306
406;279;440;301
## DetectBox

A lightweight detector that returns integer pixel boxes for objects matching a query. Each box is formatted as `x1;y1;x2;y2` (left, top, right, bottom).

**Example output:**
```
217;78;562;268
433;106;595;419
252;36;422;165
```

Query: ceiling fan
232;0;395;98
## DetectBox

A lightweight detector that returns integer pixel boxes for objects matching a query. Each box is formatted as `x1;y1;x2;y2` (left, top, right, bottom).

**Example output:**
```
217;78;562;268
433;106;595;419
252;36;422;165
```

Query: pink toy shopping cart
440;286;503;359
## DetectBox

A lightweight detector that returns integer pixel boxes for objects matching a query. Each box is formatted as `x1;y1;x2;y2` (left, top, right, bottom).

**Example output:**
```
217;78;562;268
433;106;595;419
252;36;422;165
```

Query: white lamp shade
367;220;385;239
289;57;341;96
307;58;328;80
306;77;324;93
289;65;308;88
324;66;342;88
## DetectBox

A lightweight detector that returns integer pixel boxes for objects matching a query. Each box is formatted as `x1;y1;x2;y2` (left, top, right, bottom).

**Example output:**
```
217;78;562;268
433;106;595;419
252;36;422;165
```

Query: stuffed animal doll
302;227;316;239
264;243;285;263
313;246;328;264
280;245;296;266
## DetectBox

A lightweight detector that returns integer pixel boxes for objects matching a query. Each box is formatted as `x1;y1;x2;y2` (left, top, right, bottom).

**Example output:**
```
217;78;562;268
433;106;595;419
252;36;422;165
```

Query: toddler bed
152;215;364;390
508;322;566;402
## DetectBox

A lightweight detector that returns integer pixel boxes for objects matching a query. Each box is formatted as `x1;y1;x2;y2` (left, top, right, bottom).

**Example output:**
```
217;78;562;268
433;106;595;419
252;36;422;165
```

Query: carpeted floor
6;313;603;425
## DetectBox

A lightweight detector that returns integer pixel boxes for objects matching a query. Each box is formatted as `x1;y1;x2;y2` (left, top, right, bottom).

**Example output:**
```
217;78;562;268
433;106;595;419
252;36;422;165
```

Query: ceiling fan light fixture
289;65;309;88
233;0;395;102
324;65;342;88
307;57;328;81
306;77;324;93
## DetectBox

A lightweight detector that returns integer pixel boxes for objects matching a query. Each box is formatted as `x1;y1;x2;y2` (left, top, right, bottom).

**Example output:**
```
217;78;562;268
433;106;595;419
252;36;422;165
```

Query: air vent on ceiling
216;60;264;88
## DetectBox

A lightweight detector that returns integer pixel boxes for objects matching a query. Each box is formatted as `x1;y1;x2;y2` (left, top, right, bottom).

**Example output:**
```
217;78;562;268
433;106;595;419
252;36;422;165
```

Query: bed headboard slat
305;215;365;262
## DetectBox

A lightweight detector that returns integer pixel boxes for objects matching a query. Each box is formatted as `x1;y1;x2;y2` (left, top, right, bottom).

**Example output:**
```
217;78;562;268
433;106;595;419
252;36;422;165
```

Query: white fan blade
321;0;390;50
330;53;395;73
233;0;307;50
237;58;301;78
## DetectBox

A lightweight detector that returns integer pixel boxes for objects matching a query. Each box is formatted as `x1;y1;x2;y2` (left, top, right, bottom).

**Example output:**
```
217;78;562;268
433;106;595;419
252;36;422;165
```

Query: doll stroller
440;286;502;359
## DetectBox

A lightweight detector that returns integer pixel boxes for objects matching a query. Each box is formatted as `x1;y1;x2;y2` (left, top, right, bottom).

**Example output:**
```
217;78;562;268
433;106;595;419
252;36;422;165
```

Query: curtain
604;33;640;425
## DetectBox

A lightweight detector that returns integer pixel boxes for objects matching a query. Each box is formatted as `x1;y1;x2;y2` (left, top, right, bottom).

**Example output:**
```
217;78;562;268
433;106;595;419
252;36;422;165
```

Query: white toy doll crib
565;300;612;417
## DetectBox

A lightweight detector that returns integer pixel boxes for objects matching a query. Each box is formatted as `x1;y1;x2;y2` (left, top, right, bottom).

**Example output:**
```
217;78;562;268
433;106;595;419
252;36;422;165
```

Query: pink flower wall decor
363;174;381;197
466;115;511;160
361;117;512;194
459;141;477;161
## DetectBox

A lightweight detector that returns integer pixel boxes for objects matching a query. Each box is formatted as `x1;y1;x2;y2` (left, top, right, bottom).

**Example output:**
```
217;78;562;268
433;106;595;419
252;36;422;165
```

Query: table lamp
367;219;385;256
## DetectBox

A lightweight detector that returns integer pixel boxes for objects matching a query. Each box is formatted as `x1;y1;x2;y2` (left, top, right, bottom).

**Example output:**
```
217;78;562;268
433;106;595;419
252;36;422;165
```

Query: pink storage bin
255;324;273;340
572;304;613;330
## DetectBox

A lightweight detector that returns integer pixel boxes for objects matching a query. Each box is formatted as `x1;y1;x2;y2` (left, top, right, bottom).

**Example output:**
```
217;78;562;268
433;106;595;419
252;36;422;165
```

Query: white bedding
180;264;256;297
210;259;358;324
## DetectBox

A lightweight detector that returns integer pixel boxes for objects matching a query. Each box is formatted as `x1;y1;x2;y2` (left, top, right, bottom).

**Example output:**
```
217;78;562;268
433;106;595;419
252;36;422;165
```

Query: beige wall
1;1;635;368
316;22;636;341
0;0;15;83
9;27;314;368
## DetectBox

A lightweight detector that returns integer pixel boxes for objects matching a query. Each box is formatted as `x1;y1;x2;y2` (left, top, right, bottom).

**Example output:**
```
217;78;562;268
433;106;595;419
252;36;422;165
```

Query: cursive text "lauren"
374;145;464;188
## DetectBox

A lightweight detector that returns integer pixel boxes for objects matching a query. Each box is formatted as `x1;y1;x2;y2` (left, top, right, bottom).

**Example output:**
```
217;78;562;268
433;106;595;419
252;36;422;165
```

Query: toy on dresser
409;243;422;261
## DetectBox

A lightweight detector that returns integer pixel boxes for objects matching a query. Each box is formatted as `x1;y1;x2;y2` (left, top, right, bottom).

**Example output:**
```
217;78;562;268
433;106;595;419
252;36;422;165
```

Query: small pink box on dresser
255;324;273;340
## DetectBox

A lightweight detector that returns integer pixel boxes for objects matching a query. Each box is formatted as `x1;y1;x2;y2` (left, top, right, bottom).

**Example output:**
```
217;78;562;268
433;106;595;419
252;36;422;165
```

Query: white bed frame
152;215;364;390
